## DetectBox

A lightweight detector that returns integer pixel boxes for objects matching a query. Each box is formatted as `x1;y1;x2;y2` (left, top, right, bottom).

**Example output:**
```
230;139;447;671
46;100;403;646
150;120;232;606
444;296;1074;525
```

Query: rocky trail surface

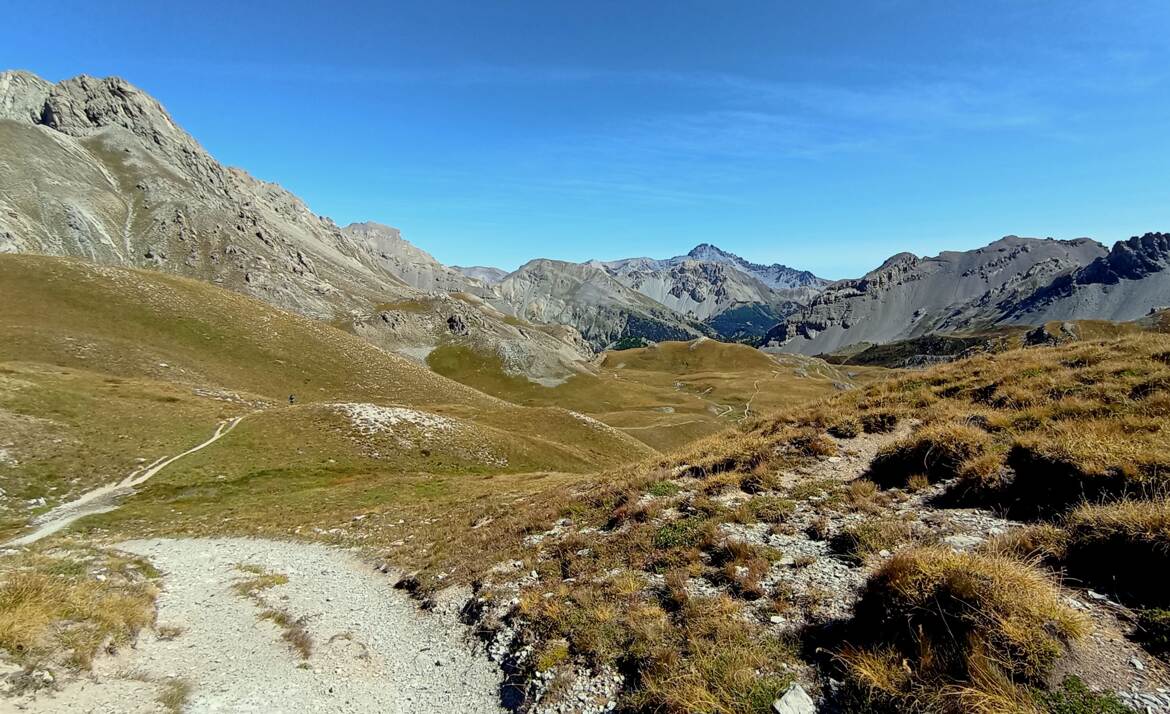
10;538;505;714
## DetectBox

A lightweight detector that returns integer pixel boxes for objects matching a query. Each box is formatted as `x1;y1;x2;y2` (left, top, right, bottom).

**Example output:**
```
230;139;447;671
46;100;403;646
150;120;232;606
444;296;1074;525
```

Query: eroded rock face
591;245;826;339
493;259;709;349
998;232;1170;326
343;222;495;296
763;236;1110;355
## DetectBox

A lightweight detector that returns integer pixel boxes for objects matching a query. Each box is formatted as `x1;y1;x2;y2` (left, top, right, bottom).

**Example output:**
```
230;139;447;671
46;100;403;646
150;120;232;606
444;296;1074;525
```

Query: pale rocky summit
494;258;708;348
592;244;826;340
0;69;413;318
684;242;824;291
453;265;509;284
1001;232;1170;324
343;221;494;296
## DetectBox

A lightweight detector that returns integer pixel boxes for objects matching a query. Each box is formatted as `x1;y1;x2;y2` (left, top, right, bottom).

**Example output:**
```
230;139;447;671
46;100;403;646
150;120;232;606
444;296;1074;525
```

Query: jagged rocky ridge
0;69;822;354
1000;232;1170;324
759;235;1164;355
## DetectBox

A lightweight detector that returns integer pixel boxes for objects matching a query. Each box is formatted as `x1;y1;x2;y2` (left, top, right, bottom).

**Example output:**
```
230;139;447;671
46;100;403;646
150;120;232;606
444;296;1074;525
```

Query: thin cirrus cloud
171;46;1167;212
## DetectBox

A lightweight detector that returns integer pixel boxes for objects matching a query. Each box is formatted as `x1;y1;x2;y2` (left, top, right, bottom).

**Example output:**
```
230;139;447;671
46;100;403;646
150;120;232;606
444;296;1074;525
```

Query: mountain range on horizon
2;69;1168;374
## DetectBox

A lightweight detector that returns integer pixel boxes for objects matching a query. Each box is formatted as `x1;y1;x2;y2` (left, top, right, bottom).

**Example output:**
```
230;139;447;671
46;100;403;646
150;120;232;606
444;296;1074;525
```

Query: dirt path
5;416;246;547
12;538;506;714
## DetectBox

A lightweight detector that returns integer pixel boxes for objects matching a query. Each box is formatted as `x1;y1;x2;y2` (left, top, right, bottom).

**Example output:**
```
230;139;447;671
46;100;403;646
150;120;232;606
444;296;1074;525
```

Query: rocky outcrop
1002;233;1170;324
343;222;494;296
591;244;825;339
764;236;1108;355
452;265;508;284
684;243;824;291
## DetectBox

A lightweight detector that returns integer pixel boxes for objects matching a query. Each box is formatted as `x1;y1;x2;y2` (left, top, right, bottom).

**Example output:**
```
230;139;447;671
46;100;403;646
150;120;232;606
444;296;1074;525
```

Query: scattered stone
772;683;816;714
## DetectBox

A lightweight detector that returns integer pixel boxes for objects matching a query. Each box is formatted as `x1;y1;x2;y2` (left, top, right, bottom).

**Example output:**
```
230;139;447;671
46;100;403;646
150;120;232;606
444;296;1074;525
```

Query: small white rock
772;683;816;714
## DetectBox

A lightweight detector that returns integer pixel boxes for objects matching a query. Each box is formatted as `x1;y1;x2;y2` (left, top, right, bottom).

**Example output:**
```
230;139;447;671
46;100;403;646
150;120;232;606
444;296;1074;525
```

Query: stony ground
465;425;1170;713
8;538;505;714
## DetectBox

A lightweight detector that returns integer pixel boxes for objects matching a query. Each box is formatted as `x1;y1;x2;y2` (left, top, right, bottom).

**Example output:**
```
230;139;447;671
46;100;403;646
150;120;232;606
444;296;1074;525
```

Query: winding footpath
6;415;246;547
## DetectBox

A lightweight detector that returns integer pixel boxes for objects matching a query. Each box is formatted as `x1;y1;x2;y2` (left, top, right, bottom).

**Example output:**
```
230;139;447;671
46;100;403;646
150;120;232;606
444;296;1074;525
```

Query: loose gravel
14;538;505;713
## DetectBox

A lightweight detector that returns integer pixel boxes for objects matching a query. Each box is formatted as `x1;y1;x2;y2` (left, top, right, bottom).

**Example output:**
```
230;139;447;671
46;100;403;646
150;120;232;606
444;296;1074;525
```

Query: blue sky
5;1;1170;278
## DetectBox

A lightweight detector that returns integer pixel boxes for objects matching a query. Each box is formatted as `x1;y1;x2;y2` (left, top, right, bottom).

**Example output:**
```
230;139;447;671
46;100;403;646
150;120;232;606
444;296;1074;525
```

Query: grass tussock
0;545;157;670
981;524;1068;565
867;423;990;487
521;577;794;714
839;547;1086;713
1061;499;1170;607
830;517;920;563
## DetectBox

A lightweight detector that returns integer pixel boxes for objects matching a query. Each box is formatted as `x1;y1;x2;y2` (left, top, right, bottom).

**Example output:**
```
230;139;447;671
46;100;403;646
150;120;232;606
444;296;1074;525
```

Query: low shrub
1034;675;1134;714
1134;609;1170;655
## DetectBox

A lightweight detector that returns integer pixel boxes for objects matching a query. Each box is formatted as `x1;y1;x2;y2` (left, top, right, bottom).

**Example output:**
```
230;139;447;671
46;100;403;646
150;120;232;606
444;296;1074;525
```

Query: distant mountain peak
686;243;737;260
677;243;824;291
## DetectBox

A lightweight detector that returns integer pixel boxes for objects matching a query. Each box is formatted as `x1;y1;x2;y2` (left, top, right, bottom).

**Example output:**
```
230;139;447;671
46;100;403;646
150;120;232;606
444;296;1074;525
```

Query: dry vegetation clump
1061;499;1170;607
981;524;1068;565
518;571;794;714
860;412;899;434
867;423;990;487
827;417;861;439
669;433;779;479
0;545;157;671
838;547;1087;713
830;517;921;563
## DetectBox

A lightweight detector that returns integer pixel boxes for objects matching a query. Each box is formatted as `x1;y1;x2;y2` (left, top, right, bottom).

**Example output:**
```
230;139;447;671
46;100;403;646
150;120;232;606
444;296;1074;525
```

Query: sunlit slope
0;256;653;539
429;337;882;451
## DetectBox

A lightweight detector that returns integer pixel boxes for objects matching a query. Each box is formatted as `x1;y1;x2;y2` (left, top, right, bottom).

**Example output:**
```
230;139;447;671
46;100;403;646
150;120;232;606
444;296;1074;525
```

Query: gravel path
17;538;506;713
5;416;246;547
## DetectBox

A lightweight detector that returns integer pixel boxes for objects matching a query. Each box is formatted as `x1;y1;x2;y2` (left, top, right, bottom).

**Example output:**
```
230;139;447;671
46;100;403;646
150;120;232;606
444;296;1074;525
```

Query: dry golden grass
709;334;1170;522
868;423;990;487
981;524;1068;564
840;547;1086;713
831;517;920;562
1061;499;1170;607
0;545;157;670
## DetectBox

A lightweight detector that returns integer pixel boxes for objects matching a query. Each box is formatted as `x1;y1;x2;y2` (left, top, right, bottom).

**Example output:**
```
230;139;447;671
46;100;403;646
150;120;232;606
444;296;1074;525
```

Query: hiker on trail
289;394;296;405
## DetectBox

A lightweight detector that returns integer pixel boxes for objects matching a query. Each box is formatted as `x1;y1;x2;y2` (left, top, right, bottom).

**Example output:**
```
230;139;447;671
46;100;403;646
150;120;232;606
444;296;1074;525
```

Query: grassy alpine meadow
4;254;1170;713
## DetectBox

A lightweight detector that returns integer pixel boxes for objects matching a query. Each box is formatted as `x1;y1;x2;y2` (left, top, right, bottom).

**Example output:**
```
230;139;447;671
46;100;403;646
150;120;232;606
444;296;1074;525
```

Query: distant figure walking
288;394;296;405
